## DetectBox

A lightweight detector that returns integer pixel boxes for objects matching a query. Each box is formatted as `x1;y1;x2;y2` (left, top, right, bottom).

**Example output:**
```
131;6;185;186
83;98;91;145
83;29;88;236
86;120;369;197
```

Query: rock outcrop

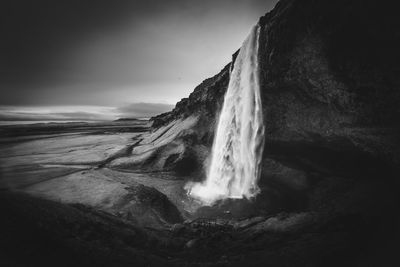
150;0;400;167
115;184;183;227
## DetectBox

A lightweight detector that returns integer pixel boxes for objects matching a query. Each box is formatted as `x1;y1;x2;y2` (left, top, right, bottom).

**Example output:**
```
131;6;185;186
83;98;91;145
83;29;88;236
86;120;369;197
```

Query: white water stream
186;25;265;205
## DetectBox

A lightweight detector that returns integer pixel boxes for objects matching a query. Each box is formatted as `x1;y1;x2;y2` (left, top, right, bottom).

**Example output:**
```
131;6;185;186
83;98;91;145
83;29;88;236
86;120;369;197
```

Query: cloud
116;102;174;118
0;105;116;121
0;102;174;122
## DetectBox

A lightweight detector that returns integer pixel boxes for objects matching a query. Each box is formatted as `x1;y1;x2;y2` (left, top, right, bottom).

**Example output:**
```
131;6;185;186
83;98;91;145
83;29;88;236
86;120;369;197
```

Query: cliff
110;0;400;213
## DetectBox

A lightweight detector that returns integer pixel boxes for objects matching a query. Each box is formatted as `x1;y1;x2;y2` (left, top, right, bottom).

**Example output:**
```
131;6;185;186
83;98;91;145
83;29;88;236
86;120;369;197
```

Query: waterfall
186;25;265;206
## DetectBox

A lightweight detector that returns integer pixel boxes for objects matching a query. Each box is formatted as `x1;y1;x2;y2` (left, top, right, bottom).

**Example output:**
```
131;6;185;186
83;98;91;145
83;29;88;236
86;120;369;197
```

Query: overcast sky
0;0;278;120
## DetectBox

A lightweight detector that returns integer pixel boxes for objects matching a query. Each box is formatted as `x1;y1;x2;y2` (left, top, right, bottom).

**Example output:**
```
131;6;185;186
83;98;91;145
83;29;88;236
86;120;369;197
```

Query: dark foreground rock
0;191;174;267
1;191;399;267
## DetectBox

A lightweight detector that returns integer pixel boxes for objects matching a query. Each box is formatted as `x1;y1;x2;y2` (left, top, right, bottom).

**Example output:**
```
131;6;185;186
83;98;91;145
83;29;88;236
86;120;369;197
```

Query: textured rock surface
150;0;400;170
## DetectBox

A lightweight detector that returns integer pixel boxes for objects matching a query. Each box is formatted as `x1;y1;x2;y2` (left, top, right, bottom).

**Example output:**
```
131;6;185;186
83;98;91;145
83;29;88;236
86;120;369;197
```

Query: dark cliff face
150;0;400;174
257;0;400;164
142;0;400;220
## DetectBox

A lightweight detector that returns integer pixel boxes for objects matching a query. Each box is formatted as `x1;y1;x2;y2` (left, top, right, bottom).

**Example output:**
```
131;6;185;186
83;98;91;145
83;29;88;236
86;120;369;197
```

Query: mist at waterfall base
186;25;265;206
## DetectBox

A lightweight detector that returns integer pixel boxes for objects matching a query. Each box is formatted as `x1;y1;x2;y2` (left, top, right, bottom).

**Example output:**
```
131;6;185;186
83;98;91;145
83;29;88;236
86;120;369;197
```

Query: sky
0;0;278;120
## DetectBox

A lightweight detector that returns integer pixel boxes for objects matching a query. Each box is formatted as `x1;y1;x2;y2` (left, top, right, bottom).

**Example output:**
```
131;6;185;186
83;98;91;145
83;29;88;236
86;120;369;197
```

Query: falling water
186;25;265;206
